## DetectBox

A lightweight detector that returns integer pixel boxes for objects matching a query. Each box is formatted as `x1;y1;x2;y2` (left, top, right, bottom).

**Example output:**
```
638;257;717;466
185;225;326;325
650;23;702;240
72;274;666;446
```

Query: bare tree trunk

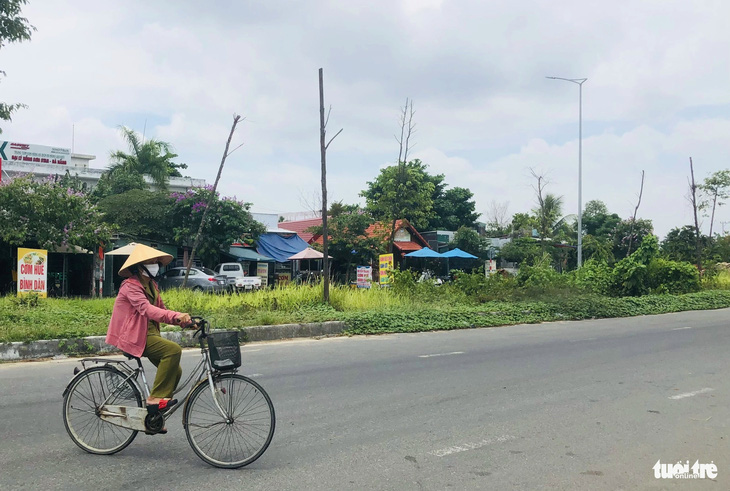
626;170;645;257
530;169;548;252
487;200;510;235
387;99;416;253
688;158;703;271
709;192;718;237
319;68;342;303
183;114;242;286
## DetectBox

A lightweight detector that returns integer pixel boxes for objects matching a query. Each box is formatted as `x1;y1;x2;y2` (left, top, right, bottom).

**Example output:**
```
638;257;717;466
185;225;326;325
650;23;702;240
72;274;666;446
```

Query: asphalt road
1;309;729;490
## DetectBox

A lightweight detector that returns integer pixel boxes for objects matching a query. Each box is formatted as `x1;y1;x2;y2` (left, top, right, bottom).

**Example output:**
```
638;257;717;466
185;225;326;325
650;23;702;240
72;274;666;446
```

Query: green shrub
390;269;418;295
516;253;561;288
452;270;487;297
570;258;612;295
646;258;700;294
609;235;660;297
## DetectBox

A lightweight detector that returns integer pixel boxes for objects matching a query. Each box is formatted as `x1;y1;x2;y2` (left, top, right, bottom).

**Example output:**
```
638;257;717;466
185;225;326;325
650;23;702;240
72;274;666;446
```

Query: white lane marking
671;327;693;331
569;337;597;342
429;435;516;457
242;349;261;352
669;388;714;400
418;351;465;358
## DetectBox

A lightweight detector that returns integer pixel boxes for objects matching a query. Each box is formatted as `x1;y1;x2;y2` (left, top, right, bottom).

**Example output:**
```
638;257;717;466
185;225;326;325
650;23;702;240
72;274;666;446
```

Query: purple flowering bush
169;187;265;265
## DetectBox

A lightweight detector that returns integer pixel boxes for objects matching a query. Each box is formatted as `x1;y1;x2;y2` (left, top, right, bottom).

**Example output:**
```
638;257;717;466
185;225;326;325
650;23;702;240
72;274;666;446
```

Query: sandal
146;398;178;412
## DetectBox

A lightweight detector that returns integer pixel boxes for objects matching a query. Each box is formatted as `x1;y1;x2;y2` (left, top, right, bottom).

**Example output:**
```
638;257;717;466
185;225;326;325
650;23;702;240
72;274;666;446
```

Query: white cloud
1;0;729;240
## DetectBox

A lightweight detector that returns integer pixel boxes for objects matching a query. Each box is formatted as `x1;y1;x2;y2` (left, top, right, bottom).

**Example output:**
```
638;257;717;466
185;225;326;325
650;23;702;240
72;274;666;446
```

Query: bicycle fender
62;367;87;398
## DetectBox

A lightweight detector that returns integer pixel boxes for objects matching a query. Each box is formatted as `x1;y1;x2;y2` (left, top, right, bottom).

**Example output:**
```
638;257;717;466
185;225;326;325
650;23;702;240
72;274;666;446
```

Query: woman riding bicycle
105;244;191;412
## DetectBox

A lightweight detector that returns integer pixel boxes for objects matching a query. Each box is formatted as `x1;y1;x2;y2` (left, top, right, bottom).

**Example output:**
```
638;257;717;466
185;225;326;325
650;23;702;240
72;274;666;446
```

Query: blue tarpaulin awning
442;248;478;259
405;247;444;258
256;233;310;262
227;246;275;262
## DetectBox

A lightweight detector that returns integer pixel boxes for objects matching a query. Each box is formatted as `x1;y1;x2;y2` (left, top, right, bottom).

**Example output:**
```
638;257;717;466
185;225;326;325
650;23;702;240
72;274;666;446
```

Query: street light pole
546;76;587;268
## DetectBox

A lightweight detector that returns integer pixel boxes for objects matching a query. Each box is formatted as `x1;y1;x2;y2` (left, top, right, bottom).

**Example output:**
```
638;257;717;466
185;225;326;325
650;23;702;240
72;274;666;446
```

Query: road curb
0;321;346;361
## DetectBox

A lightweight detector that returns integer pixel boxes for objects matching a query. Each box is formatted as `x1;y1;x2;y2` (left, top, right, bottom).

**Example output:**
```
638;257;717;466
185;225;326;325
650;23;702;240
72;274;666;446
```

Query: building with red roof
279;217;428;264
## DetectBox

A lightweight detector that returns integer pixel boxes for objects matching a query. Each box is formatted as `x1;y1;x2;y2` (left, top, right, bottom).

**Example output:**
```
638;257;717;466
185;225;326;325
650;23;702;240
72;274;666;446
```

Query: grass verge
2;288;730;343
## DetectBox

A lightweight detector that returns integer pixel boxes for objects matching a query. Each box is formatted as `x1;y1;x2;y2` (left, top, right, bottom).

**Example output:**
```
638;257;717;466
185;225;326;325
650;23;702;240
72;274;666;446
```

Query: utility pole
546;76;587;267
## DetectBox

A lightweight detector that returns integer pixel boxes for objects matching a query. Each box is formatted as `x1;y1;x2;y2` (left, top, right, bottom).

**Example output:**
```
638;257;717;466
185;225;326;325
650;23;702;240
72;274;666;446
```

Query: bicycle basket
208;330;241;371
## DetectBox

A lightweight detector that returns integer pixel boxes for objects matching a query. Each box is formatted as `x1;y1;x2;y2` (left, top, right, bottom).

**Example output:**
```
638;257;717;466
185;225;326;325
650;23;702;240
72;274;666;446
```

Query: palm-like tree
535;194;569;241
109;127;178;191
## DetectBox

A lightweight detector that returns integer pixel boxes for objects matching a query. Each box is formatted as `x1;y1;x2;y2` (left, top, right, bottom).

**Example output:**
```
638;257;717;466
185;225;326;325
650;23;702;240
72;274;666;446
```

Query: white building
0;141;205;192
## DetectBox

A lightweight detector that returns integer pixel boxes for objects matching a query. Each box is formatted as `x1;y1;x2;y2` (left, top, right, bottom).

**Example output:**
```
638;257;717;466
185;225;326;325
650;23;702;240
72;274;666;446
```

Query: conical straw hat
118;243;174;277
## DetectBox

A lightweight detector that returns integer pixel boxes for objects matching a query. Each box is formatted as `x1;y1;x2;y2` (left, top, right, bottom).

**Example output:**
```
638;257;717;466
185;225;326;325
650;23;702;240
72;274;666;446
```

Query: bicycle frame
84;335;232;430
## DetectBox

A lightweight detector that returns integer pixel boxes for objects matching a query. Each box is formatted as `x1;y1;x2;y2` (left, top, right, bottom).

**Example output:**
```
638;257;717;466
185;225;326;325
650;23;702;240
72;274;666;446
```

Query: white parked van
213;263;262;292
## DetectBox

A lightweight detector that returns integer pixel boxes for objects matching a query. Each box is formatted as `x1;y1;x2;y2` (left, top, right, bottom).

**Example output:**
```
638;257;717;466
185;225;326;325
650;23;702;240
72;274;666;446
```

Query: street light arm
546;76;587;85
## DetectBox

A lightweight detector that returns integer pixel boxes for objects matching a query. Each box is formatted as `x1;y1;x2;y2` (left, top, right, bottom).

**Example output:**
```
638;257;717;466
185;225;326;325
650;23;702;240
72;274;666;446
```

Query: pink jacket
105;277;182;357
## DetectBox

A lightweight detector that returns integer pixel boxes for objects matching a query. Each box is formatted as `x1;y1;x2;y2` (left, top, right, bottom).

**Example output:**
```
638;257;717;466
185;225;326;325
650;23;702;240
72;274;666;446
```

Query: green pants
143;329;182;399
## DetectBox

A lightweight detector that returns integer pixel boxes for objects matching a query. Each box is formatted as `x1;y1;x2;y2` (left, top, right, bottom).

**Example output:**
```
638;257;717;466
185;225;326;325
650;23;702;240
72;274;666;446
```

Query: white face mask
142;264;160;277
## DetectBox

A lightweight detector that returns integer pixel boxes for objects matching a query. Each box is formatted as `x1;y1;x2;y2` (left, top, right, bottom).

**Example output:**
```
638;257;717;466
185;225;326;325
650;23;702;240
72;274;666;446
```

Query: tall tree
510;212;537;238
428;186;480;231
309;203;380;283
382;98;417;250
361;159;435;233
92;165;147;200
610;217;653;260
661;225;709;263
108;127;179;192
700;169;730;237
530;170;570;246
499;236;541;265
0;0;35;133
97;190;174;242
581;200;621;240
449;226;487;259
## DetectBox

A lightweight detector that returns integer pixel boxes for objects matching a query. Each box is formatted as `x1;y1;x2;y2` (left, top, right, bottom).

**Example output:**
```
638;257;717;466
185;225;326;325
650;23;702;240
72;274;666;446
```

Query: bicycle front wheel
184;374;275;468
62;366;142;455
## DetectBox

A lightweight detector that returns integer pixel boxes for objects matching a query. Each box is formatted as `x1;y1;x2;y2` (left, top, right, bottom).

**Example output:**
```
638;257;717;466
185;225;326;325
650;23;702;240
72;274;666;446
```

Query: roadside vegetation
3;252;730;343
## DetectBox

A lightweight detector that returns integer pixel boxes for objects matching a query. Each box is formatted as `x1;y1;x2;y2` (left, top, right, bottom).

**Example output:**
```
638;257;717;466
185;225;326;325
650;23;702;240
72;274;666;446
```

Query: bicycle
61;317;275;468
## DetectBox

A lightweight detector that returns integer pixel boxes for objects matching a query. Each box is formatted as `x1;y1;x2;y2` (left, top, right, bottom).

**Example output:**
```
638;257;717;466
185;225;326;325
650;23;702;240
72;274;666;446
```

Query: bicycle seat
122;351;141;361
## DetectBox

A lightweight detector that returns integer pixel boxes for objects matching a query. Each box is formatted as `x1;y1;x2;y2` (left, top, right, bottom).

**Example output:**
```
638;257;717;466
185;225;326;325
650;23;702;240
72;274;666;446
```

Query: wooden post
318;68;342;303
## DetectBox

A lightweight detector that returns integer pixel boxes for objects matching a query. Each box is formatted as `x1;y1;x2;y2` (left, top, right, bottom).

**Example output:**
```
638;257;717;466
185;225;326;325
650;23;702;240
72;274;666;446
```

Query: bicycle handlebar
186;316;210;339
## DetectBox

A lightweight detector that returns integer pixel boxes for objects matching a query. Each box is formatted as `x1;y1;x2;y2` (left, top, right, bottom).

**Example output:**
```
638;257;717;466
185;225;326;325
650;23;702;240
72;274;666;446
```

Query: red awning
393;241;423;252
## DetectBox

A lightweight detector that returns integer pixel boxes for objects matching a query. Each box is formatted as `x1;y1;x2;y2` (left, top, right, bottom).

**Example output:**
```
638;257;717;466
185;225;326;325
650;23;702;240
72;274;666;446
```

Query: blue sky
2;0;730;237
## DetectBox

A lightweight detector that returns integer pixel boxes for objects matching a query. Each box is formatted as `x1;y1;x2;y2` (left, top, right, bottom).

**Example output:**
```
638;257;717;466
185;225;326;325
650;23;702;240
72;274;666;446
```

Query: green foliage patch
3;287;730;344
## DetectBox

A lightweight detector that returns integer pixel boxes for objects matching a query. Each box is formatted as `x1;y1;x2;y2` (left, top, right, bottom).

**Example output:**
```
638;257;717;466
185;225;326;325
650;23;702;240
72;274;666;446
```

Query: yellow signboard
257;263;269;287
379;253;394;286
17;248;48;297
277;272;291;286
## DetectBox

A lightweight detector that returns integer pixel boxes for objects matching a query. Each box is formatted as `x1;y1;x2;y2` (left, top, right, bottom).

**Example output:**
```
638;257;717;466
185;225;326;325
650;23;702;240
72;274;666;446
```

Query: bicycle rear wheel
184;374;275;468
62;366;142;455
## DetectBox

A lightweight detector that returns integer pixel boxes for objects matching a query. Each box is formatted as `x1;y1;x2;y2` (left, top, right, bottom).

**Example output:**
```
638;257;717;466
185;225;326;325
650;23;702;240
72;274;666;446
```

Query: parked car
214;262;263;292
157;267;227;293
